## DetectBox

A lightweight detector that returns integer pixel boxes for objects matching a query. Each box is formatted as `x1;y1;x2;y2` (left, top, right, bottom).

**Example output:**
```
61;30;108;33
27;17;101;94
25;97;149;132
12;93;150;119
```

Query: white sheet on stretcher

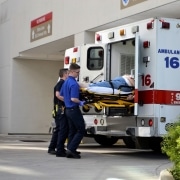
86;87;131;95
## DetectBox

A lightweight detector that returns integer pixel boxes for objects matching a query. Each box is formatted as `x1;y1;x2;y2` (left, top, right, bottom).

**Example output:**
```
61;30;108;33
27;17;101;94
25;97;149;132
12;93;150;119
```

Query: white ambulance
64;17;180;151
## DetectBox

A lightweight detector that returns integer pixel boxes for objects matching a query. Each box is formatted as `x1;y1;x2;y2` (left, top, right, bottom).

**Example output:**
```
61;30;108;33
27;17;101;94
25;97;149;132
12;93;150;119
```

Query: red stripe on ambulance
135;90;180;105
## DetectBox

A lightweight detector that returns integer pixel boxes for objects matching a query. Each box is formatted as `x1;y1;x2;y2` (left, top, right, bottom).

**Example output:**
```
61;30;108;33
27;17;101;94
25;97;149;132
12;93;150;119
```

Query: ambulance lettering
158;48;180;69
164;57;179;68
171;92;180;104
176;93;180;101
141;74;151;87
158;49;180;54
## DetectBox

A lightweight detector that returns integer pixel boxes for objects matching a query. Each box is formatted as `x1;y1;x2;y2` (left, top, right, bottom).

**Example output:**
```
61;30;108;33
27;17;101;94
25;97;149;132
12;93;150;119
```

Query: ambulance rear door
134;33;140;116
79;44;107;84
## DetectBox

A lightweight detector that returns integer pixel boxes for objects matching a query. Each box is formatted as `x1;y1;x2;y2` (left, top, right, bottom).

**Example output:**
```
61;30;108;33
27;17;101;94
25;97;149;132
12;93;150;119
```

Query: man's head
59;68;69;79
69;63;80;78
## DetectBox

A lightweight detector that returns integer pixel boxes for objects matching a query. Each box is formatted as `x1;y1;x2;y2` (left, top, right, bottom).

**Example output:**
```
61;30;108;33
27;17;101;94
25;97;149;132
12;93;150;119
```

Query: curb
159;169;174;180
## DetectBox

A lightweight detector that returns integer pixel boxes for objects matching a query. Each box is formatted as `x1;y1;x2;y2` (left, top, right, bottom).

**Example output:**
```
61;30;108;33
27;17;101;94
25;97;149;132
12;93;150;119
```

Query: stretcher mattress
85;87;131;95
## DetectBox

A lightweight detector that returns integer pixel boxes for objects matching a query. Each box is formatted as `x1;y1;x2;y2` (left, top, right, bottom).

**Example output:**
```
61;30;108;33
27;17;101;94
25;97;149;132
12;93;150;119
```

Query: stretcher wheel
82;106;90;112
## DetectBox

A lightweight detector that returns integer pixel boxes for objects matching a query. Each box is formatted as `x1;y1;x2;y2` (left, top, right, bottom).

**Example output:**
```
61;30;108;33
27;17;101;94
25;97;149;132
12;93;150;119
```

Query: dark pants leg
48;117;60;150
56;113;68;154
65;108;85;152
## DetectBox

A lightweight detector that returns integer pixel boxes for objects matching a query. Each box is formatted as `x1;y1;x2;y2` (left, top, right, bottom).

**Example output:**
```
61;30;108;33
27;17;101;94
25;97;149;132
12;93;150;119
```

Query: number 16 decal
164;57;179;68
142;74;151;86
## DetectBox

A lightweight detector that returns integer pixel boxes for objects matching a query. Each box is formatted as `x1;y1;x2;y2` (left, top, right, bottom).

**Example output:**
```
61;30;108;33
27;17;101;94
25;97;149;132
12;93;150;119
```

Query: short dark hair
59;68;68;78
69;63;80;70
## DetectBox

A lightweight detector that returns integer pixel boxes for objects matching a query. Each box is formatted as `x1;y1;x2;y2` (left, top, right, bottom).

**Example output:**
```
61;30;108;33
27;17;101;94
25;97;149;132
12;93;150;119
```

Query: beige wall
9;59;63;133
11;0;176;56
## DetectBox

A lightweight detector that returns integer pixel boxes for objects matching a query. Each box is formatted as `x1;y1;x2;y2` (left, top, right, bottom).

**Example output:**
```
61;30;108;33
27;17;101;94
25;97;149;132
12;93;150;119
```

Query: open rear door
134;33;140;116
79;44;107;84
64;44;107;84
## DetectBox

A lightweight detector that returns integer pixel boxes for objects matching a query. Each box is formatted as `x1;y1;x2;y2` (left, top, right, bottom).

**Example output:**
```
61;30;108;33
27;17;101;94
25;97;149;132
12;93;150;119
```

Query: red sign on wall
30;12;53;42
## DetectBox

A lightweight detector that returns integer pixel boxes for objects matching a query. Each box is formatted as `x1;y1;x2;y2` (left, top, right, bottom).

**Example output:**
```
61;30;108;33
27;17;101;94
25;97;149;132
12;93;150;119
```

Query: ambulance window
87;47;104;70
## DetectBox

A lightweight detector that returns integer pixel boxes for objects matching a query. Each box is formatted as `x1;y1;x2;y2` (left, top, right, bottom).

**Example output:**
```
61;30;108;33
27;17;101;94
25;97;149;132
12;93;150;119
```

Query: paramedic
48;68;69;157
60;63;85;159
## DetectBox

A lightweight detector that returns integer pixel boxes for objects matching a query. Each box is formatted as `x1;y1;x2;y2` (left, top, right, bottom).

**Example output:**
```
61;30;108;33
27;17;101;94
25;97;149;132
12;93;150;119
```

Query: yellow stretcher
80;87;134;114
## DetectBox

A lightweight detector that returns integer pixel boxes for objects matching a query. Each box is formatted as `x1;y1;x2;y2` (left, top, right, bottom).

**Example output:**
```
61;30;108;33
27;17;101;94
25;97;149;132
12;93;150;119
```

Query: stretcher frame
80;87;135;114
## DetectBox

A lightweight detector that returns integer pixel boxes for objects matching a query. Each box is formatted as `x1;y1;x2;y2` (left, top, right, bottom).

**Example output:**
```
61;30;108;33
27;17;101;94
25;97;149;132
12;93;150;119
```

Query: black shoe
75;151;81;154
48;149;56;155
66;149;81;159
56;152;66;157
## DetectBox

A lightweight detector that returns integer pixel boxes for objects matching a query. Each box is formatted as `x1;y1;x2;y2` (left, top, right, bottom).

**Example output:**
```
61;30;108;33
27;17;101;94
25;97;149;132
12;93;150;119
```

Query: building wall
10;59;63;133
10;0;176;58
0;0;178;133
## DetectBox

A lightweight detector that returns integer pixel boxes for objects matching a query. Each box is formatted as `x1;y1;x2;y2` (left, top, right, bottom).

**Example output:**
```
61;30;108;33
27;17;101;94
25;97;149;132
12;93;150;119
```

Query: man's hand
127;94;134;101
79;101;85;106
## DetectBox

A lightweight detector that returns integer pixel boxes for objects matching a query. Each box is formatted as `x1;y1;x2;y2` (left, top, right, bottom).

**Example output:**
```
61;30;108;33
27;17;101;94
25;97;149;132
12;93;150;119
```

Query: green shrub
161;117;180;180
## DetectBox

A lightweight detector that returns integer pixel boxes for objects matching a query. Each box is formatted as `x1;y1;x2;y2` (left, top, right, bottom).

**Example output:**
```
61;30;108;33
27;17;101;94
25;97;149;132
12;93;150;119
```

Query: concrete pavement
0;134;173;180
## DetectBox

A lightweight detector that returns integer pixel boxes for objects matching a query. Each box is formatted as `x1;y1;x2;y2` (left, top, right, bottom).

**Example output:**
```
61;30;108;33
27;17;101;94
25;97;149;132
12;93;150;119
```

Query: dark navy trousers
48;109;68;154
65;107;85;153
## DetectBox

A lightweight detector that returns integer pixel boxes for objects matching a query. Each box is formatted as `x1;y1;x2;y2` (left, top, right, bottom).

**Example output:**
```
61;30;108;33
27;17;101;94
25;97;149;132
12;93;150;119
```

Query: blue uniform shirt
60;76;80;108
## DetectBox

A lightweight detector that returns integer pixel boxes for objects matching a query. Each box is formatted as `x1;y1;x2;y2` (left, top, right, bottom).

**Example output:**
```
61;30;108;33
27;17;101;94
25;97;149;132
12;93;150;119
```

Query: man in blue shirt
60;63;85;159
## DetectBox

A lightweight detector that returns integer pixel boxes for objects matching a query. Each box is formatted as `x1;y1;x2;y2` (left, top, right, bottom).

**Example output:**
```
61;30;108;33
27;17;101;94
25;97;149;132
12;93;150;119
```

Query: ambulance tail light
108;32;114;39
147;19;154;29
64;56;69;64
143;41;150;48
94;119;98;125
159;19;170;29
147;22;154;29
96;34;101;41
162;22;170;29
148;119;153;127
131;26;139;33
72;58;76;63
120;29;126;36
73;47;78;52
141;119;145;126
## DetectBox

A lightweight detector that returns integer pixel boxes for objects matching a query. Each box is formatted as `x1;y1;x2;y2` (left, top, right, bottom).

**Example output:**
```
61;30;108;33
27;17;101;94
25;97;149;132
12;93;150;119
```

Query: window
87;47;104;70
120;54;135;76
